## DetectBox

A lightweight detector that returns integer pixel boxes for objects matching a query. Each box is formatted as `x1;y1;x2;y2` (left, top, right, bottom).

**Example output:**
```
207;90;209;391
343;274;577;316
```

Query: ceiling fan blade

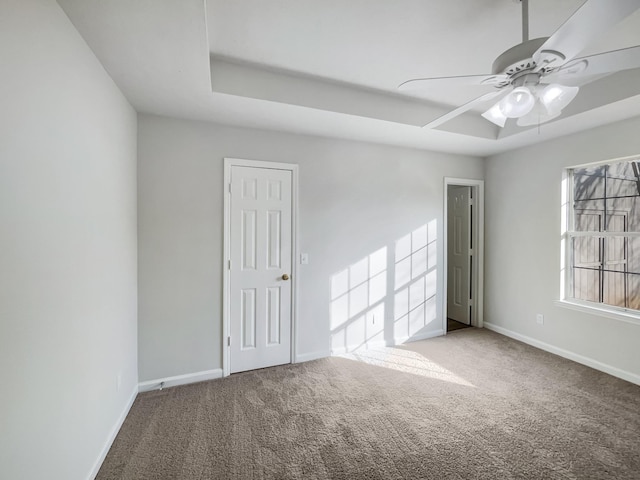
548;45;640;80
424;89;508;129
398;74;508;93
533;0;640;68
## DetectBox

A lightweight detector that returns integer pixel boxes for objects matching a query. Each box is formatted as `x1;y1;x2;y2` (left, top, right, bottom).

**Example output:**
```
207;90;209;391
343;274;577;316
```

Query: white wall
137;114;484;381
0;1;138;479
485;116;640;382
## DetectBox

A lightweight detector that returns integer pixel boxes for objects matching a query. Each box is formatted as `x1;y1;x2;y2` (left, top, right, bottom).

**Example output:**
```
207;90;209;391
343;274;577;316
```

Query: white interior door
447;186;471;325
229;165;292;374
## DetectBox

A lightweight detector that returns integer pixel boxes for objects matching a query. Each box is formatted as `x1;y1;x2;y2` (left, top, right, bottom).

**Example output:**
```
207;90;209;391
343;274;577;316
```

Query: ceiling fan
399;0;640;129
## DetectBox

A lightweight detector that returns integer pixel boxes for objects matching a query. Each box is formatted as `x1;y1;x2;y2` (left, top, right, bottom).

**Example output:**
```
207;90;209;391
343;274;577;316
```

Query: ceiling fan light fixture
539;84;580;114
481;102;508;127
499;86;535;118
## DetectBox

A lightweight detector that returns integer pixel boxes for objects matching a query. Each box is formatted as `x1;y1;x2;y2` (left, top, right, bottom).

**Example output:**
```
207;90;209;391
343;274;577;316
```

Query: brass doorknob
282;274;290;281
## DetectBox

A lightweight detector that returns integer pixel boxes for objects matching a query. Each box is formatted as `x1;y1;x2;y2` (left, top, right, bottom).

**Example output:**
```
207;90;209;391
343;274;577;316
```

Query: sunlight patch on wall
330;220;440;354
394;221;438;342
330;247;387;353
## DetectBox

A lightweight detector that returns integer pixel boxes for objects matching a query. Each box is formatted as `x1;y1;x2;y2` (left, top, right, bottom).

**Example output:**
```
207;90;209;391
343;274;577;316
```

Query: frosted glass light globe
539;84;580;115
499;87;535;118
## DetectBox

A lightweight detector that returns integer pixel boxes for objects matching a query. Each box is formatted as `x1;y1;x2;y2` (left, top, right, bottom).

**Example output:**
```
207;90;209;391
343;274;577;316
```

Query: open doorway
443;178;484;333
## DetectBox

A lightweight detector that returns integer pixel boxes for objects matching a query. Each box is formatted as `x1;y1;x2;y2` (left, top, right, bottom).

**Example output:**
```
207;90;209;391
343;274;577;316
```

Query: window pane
573;165;605;232
572;236;600;303
573;165;606;202
574;210;602;232
572;265;600;303
573;161;640;233
603;234;628;308
603;270;640;310
604;161;639;233
572;236;600;267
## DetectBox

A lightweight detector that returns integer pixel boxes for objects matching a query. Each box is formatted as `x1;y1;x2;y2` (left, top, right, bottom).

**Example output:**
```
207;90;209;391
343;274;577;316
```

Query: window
564;157;640;315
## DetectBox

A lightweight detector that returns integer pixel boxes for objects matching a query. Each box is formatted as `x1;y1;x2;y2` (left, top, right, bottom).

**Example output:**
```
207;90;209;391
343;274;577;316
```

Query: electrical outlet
116;372;122;392
536;314;544;325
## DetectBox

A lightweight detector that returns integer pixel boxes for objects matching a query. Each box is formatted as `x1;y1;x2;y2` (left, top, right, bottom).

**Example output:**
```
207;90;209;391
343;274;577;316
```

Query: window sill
555;300;640;326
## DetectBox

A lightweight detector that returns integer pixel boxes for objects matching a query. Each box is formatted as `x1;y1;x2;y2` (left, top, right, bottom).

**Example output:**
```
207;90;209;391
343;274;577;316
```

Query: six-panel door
229;166;292;374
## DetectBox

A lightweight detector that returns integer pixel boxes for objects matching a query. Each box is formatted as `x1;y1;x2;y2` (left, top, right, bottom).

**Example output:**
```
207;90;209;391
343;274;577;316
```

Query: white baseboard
88;384;137;480
396;329;445;345
295;350;330;363
138;368;223;393
331;340;386;356
484;322;640;386
331;330;445;355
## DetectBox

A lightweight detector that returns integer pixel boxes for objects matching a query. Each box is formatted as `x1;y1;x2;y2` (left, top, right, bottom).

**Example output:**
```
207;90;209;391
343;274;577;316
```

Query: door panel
230;166;292;373
242;210;257;269
267;287;281;345
241;289;256;349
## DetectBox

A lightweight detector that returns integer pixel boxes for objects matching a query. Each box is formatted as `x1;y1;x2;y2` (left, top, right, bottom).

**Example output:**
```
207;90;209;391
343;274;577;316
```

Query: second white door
229;165;292;374
447;186;471;325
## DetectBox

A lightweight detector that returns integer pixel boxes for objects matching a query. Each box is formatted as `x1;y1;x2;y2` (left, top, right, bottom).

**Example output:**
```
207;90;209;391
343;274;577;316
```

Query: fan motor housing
492;37;547;76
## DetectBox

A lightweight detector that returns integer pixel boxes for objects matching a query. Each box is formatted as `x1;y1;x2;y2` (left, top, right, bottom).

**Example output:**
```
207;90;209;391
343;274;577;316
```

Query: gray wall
485;116;640;381
137;114;484;382
0;1;138;479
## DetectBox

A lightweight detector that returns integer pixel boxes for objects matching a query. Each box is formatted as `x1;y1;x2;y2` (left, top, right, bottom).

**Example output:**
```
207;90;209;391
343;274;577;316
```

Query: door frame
222;158;299;377
442;177;485;333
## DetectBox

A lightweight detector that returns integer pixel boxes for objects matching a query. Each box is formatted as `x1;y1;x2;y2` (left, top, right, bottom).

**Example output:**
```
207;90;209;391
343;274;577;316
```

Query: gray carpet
98;329;640;479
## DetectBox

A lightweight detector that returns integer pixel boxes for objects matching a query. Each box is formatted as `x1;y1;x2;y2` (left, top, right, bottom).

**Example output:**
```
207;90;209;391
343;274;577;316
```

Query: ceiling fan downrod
518;0;529;42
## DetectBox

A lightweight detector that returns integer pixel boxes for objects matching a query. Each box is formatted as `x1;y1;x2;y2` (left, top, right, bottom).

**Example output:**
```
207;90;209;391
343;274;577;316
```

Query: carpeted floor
98;328;640;479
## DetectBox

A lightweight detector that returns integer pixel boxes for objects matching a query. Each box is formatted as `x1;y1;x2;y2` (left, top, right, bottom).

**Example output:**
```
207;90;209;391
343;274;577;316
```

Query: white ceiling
57;0;640;156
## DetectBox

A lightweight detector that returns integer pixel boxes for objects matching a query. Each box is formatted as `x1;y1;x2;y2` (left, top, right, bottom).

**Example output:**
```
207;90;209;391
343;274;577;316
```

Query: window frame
560;155;640;324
